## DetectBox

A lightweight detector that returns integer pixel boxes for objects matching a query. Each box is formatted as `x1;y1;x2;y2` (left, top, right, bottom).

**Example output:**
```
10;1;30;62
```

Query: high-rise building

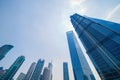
30;59;44;80
0;56;25;80
0;67;4;78
66;31;95;80
48;63;52;80
24;62;36;80
0;45;13;60
70;13;120;80
42;67;50;80
42;63;52;80
63;62;69;80
17;72;26;80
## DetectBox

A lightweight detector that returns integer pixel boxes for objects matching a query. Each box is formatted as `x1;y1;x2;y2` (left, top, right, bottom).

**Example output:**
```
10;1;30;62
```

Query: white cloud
70;0;86;7
67;0;87;14
106;4;120;23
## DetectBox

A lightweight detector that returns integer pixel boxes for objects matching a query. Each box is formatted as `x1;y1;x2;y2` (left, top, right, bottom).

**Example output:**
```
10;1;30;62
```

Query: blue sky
0;0;120;80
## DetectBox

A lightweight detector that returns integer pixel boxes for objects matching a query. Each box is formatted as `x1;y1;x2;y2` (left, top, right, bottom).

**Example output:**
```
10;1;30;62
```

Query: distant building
66;31;95;80
24;62;36;80
70;13;120;80
30;59;44;80
0;67;3;74
42;63;52;80
42;67;50;80
0;45;13;61
0;67;4;78
48;63;52;80
0;56;25;80
17;72;26;80
63;62;69;80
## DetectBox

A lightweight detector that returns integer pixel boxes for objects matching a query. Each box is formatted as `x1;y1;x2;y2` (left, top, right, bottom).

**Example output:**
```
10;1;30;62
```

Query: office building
66;31;95;80
24;62;36;80
30;59;44;80
17;72;26;80
0;45;13;60
70;13;120;80
0;56;25;80
42;67;50;80
42;63;52;80
0;67;4;78
48;63;52;80
63;62;69;80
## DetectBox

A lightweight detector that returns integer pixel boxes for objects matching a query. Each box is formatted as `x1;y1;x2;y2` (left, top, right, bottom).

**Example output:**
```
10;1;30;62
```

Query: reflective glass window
87;26;105;41
90;23;112;36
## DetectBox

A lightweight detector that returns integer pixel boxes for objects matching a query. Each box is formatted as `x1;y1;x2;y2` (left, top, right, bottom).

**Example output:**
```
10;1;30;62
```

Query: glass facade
17;73;26;80
0;45;13;60
70;13;120;80
24;62;36;80
63;62;69;80
30;59;44;80
0;56;25;80
42;67;50;80
66;31;95;80
41;63;52;80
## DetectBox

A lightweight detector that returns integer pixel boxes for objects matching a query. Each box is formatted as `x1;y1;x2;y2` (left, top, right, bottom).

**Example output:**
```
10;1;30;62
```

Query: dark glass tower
63;62;69;80
30;59;44;80
66;31;95;80
0;45;13;60
70;13;120;80
0;56;25;80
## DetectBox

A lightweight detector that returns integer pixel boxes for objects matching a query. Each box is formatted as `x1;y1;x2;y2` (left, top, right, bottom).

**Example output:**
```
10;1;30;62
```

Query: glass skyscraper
66;31;95;80
63;62;69;80
0;56;25;80
17;72;26;80
41;62;52;80
0;45;13;61
24;62;36;80
30;59;44;80
70;13;120;80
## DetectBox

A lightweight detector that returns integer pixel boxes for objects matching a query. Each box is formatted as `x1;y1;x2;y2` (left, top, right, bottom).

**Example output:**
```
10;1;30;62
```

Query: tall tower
0;56;25;80
48;63;52;80
66;31;95;80
24;62;36;80
17;72;26;80
30;59;44;80
42;63;52;80
70;13;120;80
0;45;13;60
63;62;69;80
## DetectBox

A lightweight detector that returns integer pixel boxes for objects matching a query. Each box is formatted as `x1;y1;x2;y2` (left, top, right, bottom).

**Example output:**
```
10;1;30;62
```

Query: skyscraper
42;67;50;80
63;62;69;80
0;56;25;80
30;59;44;80
70;13;120;80
48;63;52;80
42;62;52;80
17;72;26;80
0;45;13;61
24;62;36;80
66;31;94;80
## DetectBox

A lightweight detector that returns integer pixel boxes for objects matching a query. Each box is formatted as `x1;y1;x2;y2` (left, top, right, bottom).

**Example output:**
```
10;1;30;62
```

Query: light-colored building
17;72;26;80
42;63;52;80
24;62;36;80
